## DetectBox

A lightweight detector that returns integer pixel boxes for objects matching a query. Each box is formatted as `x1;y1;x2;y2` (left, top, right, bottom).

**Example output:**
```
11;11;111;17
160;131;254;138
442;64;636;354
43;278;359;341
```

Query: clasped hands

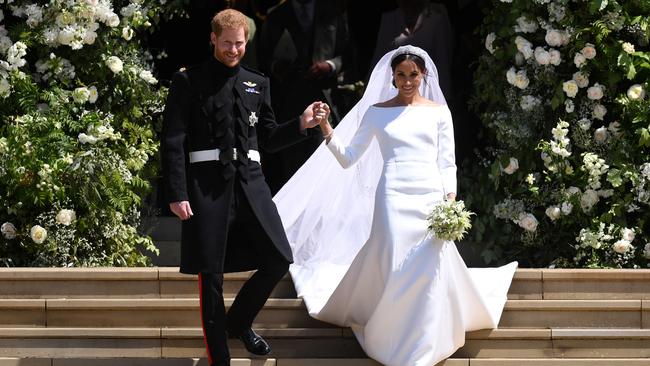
300;101;333;141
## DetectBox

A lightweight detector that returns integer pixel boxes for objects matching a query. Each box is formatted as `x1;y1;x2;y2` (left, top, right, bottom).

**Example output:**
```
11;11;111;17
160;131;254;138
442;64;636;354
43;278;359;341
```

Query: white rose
612;239;633;254
572;71;589;88
55;209;76;226
545;206;561;221
514;36;533;59
506;67;517;85
57;27;75;46
627;84;646;100
502;157;519;175
581;43;597;59
549;49;562;65
534;47;551;65
587;83;604;100
88;86;98;103
72;87;90;104
105;56;123;74
517;213;538;232
139;70;157;84
594;126;609;144
561;202;573;214
592;104;607;120
580;189;599;211
83;30;97;45
578;118;592;131
122;26;133;41
30;225;47;244
514;71;529;89
621;228;635;242
562;80;579;98
622;42;635;54
545;30;564;47
485;32;496;54
106;13;120;27
1;222;16;239
565;99;575;113
574;53;587;68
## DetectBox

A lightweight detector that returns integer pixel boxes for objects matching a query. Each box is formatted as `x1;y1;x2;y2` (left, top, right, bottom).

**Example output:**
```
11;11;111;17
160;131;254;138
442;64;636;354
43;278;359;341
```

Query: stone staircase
1;266;650;365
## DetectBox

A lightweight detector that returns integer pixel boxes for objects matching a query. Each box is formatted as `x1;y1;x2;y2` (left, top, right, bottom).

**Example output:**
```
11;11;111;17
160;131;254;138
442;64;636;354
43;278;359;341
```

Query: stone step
1;298;646;329
2;267;649;300
1;328;650;359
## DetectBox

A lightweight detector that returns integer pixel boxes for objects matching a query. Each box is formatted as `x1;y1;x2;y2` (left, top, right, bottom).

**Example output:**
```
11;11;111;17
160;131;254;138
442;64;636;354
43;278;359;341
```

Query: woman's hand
313;102;333;142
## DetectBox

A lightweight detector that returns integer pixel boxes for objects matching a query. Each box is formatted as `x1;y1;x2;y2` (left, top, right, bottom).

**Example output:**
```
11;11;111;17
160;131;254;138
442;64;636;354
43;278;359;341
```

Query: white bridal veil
273;46;447;311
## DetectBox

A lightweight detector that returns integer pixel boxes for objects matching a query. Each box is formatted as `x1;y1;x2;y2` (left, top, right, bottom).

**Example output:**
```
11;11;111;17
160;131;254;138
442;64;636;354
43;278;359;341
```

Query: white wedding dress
273;46;517;366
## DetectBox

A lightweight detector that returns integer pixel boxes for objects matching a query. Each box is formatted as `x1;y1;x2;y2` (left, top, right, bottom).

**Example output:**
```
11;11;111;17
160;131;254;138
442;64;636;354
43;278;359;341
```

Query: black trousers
199;182;290;366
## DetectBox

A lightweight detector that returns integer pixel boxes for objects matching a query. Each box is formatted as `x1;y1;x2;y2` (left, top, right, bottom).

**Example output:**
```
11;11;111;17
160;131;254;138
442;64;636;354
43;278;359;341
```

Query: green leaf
627;64;637;80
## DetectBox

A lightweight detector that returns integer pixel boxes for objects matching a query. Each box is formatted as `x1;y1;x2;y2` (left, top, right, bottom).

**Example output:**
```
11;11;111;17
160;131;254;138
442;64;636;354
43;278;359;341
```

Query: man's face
211;27;247;68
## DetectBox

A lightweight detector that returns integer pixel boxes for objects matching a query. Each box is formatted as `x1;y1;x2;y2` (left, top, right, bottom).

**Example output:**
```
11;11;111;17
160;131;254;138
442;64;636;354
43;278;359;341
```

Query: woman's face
393;59;423;98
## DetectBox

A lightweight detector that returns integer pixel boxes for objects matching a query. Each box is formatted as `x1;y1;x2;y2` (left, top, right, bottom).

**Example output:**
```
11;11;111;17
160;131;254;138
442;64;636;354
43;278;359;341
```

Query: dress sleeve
326;109;375;169
437;107;457;195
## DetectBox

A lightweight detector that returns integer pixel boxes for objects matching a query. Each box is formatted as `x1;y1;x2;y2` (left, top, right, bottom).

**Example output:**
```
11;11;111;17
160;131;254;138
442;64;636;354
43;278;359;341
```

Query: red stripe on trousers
198;273;214;365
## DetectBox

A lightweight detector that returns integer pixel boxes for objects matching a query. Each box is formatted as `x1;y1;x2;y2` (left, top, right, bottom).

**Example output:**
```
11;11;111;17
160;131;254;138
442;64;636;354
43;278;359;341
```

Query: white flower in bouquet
501;157;519;174
520;95;540;111
563;80;579;98
139;70;157;84
545;206;561;221
515;36;534;59
549;49;562;65
580;189;599;212
565;99;575;113
517;212;538;232
106;13;120;28
106;56;123;74
545;29;567;47
57;26;75;46
587;83;604;100
572;71;589;88
78;133;98;144
581;43;597;59
56;209;76;226
0;78;10;98
621;228;635;242
574;53;587;68
608;121;621;137
30;225;47;244
427;200;474;242
485;32;496;54
514;71;530;89
578;118;592;131
7;42;27;69
594;126;609;144
506;67;517;85
122;26;134;41
644;244;650;259
548;3;566;21
88;86;98;103
534;47;551;65
1;222;16;239
622;42;635;54
627;84;645;100
592;104;607;120
72;86;90;104
515;16;538;33
597;189;613;198
612;239;633;254
83;30;97;45
561;201;573;214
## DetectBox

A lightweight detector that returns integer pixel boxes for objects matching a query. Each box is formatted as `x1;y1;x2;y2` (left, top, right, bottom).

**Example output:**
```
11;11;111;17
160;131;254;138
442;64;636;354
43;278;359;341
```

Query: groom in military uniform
161;9;322;366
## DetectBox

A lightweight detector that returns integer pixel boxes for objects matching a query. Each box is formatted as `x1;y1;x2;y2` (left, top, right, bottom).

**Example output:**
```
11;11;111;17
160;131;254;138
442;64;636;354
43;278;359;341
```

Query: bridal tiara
390;45;430;63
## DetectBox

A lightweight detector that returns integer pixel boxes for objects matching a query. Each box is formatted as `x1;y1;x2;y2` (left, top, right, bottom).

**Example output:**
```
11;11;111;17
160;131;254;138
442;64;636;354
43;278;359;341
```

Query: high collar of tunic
209;56;241;80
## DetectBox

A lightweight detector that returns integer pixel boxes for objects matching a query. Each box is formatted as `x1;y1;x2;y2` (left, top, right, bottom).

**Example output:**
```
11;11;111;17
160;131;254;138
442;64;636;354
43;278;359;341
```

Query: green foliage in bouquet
0;0;185;266
465;0;650;268
427;200;475;242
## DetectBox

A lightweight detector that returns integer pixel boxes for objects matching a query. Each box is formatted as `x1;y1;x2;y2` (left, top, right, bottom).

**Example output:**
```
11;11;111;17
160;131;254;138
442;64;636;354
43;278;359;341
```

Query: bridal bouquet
427;200;474;242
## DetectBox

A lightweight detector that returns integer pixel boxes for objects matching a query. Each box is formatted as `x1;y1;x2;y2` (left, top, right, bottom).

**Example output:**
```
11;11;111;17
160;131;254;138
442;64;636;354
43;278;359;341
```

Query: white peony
1;222;16;239
587;83;604;100
594;126;609;144
30;225;47;244
55;209;76;226
621;228;635;242
572;71;589;88
517;213;538;232
506;67;517;85
612;239;633;254
622;42;635;54
534;47;551;65
502;157;519;175
105;56;123;74
514;36;533;59
592;104;607;120
545;206;561;221
514;71;530;89
106;13;120;28
485;32;496;54
88;86;98;103
139;70;157;84
581;43;597;59
545;29;566;47
549;49;562;65
627;84;645;100
57;26;75;46
574;53;587;68
562;80;579;98
83;30;97;45
580;189;599;211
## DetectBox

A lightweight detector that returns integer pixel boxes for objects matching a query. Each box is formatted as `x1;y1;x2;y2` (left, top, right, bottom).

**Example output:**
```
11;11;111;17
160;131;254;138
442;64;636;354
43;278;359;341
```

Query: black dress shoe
238;328;271;355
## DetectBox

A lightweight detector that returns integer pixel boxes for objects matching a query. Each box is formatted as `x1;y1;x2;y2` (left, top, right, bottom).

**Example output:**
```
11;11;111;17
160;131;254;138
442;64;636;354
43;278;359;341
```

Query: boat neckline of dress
370;104;445;109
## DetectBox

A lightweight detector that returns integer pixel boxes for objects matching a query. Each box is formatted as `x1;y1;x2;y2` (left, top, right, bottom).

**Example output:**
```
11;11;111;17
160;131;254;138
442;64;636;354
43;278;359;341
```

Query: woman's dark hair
390;53;427;73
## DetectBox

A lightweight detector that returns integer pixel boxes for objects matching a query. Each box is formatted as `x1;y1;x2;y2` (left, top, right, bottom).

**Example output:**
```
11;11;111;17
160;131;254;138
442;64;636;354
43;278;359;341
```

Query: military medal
249;112;258;126
243;81;260;94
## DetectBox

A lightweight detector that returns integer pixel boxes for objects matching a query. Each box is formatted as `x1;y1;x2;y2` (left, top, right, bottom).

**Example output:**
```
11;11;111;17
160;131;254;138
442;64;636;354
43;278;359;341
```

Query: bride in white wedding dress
273;45;518;366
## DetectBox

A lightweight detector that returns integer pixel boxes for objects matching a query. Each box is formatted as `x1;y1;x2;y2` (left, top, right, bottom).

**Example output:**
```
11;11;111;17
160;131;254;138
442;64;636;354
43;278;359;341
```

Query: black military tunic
161;58;311;274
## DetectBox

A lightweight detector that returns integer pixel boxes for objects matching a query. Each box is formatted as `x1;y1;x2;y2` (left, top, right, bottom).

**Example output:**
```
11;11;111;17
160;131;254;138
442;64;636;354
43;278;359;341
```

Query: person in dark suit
161;9;324;366
257;0;351;193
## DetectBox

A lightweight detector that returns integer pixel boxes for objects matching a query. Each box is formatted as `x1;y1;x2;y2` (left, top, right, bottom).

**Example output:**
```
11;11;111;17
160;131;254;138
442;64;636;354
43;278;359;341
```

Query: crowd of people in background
153;0;488;200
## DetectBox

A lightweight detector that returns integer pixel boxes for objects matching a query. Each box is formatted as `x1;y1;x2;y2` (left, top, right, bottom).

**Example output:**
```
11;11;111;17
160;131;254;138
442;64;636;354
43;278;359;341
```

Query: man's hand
300;101;327;130
170;201;194;221
307;61;333;79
